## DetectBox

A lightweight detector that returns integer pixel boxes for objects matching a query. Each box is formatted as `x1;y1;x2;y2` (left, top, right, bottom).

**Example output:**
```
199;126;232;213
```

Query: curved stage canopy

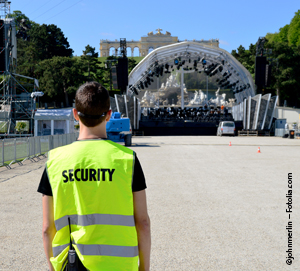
128;41;255;104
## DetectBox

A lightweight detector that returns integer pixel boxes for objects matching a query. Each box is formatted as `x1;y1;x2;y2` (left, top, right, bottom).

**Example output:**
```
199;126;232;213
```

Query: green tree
231;44;256;77
10;10;39;30
128;57;138;74
288;10;300;46
35;56;86;106
265;41;300;106
82;44;99;57
29;24;73;60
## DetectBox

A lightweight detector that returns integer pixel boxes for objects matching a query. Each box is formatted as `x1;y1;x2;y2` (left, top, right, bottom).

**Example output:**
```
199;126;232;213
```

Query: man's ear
106;109;112;122
73;108;80;121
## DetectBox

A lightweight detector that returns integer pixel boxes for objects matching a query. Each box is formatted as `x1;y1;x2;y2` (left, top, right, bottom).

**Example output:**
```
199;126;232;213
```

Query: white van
217;121;235;136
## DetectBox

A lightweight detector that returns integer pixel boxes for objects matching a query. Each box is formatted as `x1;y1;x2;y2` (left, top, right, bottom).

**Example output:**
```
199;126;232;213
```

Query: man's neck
78;123;107;140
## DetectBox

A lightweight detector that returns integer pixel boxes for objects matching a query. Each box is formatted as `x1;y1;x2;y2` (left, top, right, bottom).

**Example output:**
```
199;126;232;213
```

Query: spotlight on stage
165;63;171;73
132;86;139;95
159;65;164;76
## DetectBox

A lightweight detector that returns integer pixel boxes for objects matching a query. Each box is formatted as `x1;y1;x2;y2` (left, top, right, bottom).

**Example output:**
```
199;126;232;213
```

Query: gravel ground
0;136;299;271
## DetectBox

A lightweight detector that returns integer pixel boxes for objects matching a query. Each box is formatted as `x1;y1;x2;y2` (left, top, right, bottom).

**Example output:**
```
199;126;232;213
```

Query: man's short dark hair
75;81;110;127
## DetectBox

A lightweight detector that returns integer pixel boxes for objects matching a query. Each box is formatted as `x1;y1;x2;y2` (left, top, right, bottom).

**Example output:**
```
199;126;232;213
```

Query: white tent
34;108;74;136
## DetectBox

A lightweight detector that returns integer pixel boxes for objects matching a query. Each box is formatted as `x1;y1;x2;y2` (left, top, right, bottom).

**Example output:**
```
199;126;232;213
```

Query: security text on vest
62;168;115;182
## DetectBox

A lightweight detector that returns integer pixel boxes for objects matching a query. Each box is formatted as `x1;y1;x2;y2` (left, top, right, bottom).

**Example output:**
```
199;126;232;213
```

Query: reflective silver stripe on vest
53;244;69;257
55;214;135;231
76;243;139;257
53;243;138;258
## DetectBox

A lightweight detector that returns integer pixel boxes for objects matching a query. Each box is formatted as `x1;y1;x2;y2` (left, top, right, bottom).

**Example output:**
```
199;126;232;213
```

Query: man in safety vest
38;81;151;271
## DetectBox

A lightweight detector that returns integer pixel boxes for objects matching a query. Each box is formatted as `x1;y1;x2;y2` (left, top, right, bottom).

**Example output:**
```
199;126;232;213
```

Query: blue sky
10;0;300;57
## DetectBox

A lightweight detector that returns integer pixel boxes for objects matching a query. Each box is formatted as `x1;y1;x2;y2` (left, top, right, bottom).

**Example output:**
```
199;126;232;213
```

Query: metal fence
0;133;78;169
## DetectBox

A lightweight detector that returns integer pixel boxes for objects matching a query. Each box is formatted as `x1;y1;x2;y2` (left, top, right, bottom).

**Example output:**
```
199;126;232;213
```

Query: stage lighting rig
209;64;222;77
159;65;164;76
225;73;232;79
174;57;181;65
165;63;171;73
200;57;206;65
132;86;139;95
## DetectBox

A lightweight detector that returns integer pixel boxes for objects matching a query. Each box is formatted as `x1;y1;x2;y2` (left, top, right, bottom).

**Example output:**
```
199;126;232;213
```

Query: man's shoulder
105;140;135;155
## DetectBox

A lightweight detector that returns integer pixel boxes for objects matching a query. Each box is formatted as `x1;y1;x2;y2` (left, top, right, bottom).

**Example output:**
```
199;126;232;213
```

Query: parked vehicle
106;112;132;146
217;121;235;136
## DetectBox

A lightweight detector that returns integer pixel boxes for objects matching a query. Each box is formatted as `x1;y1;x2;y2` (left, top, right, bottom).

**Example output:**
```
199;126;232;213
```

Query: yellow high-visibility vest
46;139;138;271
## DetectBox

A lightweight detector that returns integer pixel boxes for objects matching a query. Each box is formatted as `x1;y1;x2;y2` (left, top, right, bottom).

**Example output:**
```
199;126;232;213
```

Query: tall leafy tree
231;44;256;77
35;56;85;106
266;10;300;47
82;44;99;58
81;45;107;84
29;24;73;60
288;10;300;46
265;41;300;106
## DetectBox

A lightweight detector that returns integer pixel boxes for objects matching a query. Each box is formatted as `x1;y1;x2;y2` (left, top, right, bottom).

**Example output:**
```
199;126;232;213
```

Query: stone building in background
100;28;219;57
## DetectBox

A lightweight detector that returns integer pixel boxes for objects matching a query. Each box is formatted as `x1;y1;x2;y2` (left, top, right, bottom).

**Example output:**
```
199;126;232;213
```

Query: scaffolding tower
0;0;38;136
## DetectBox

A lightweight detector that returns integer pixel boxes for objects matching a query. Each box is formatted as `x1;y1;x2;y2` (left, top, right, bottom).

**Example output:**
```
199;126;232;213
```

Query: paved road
1;136;299;270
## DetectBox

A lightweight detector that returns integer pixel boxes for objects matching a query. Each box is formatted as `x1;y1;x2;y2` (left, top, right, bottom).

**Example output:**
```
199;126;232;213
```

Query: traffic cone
229;142;232;146
257;147;261;153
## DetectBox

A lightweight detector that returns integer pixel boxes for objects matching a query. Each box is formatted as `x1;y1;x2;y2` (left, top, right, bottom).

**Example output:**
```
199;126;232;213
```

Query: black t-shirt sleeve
37;168;53;196
37;154;146;195
132;154;147;192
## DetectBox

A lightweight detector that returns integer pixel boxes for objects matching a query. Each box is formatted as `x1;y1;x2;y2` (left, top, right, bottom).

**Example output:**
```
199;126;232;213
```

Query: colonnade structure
100;29;219;57
127;41;256;105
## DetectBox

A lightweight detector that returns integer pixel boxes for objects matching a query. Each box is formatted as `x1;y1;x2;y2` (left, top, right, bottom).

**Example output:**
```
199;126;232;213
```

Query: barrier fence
0;133;78;169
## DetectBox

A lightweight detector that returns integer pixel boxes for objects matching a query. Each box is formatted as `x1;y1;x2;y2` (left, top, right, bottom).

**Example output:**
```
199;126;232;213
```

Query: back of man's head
75;81;110;127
